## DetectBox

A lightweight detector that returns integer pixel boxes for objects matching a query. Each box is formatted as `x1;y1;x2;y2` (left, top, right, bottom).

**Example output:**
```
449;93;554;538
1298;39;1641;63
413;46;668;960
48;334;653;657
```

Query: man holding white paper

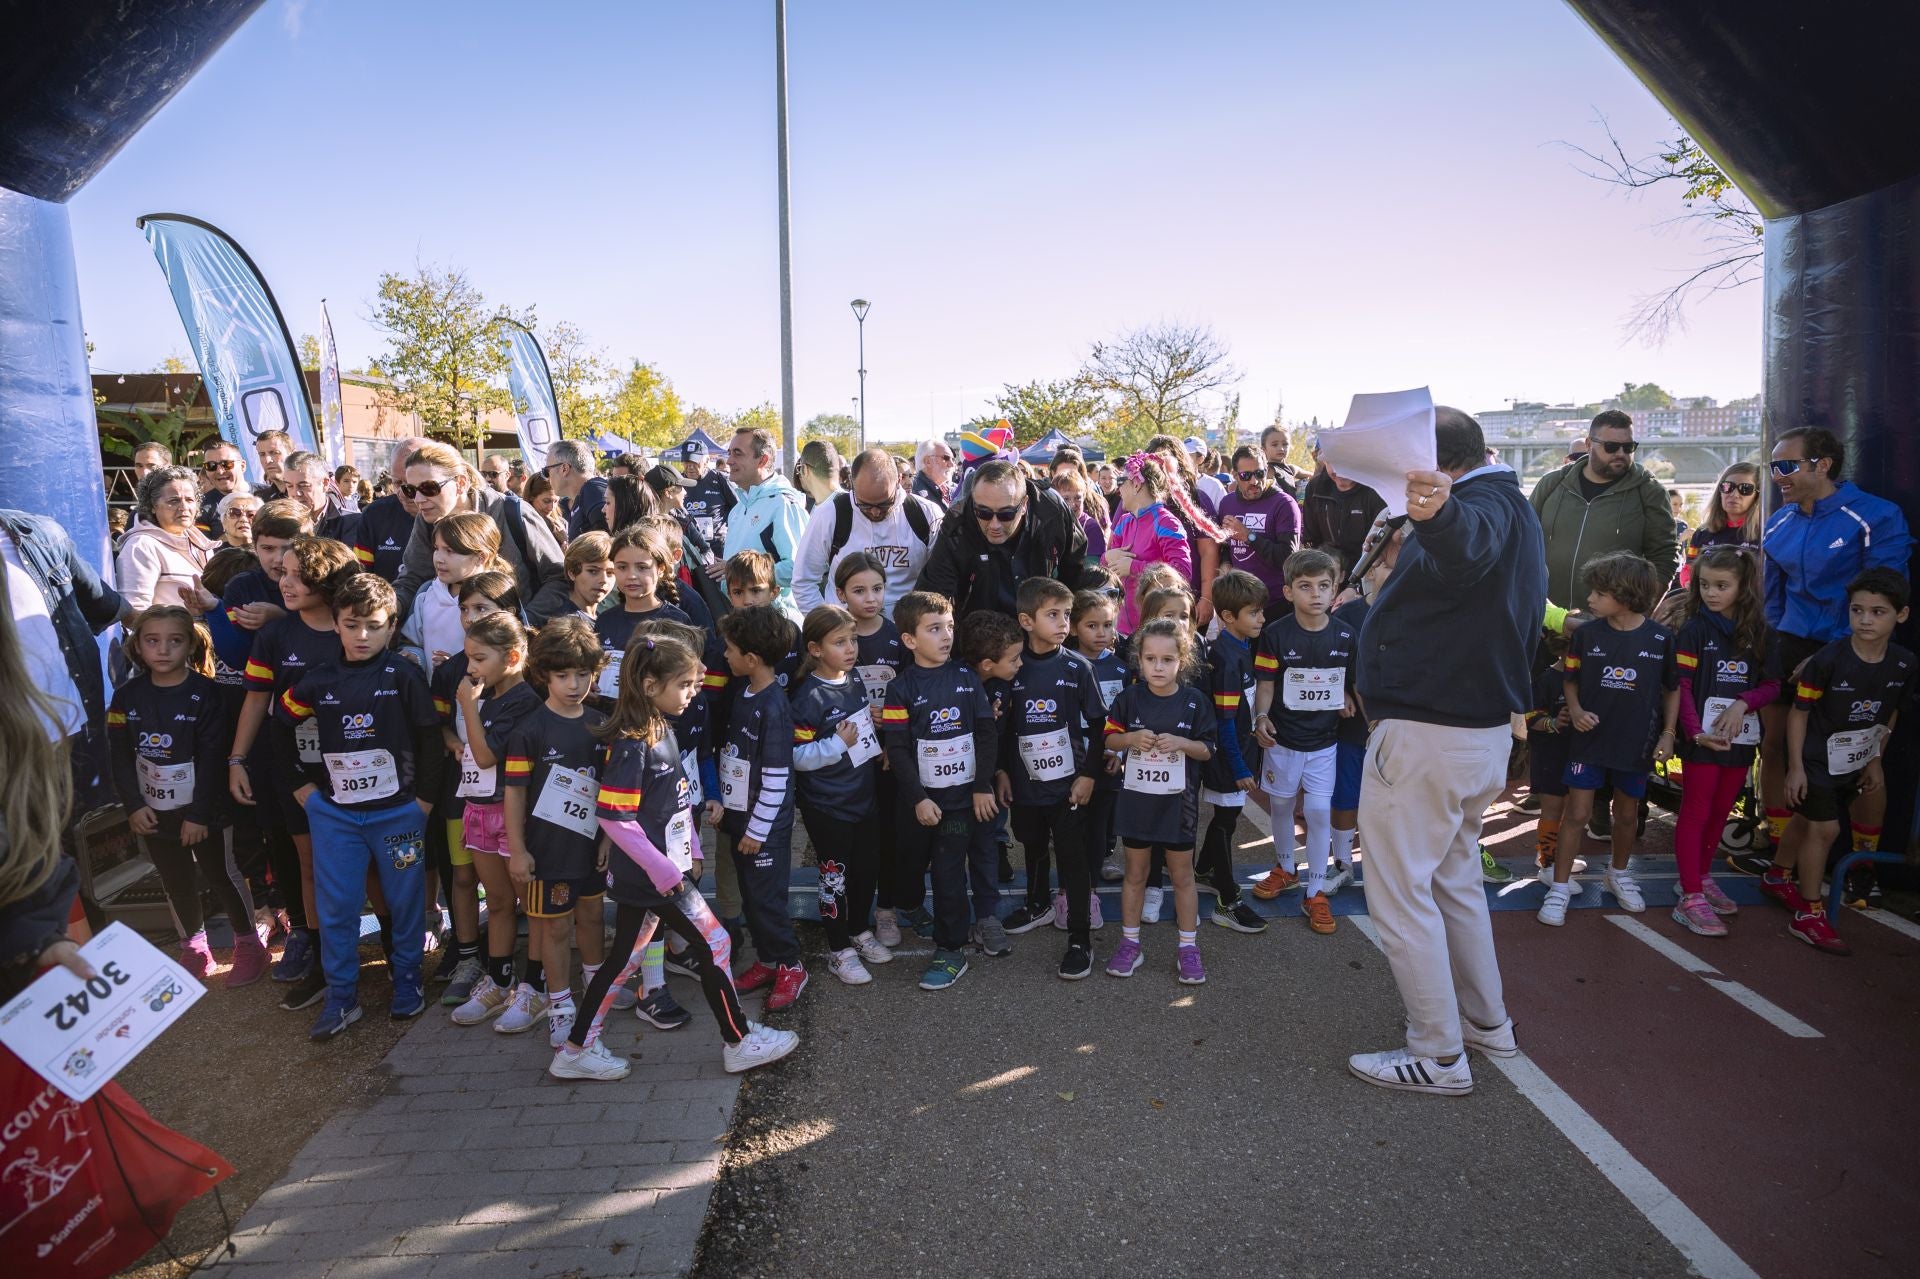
1342;406;1548;1097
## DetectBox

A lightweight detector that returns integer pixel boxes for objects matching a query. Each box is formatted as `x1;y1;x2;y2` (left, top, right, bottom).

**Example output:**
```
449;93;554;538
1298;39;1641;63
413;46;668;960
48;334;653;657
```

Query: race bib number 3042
0;922;205;1102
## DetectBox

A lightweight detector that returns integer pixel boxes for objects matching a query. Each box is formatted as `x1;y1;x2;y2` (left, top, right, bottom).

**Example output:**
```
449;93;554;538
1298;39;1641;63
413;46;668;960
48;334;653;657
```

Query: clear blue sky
68;0;1760;440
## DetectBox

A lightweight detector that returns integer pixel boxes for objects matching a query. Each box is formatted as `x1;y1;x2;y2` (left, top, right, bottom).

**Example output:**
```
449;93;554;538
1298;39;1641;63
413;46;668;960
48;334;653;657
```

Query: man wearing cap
1185;436;1227;511
679;439;735;554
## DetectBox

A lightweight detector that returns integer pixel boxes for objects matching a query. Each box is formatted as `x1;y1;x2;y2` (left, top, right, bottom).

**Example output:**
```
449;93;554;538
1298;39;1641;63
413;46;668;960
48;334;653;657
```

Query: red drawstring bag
0;1047;232;1277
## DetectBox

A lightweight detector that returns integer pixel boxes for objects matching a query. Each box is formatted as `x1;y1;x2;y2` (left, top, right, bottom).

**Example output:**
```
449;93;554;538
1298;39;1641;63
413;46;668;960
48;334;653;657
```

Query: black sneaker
1587;807;1612;839
1844;865;1879;910
430;943;465;985
1211;901;1269;934
280;965;328;1011
1058;943;1093;981
1002;902;1056;934
1517;792;1543;813
997;842;1016;884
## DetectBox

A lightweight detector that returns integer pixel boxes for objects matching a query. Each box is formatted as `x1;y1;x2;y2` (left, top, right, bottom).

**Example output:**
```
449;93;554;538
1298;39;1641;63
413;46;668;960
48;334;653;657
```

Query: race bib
456;745;495;798
721;749;750;812
1283;666;1345;711
1827;726;1883;776
680;748;704;808
293;717;321;764
1018;728;1074;782
693;515;719;543
1126;748;1185;795
136;757;193;812
324;749;399;803
1702;696;1761;747
857;665;895;713
917;735;976;788
845;708;883;767
535;765;599;837
596;652;624;700
665;808;695;872
1098;679;1124;706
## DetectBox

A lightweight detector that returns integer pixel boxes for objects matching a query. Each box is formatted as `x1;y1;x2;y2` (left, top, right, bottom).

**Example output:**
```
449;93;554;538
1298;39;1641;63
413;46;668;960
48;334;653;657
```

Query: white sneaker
873;910;902;949
1605;868;1646;913
851;931;893;965
1141;886;1164;924
450;974;510;1025
827;948;873;986
1460;1017;1519;1059
493;982;548;1034
1535;866;1582;897
1347;1046;1473;1096
1324;863;1352;894
723;1022;799;1074
1537;886;1571;927
547;1006;576;1050
548;1039;630;1081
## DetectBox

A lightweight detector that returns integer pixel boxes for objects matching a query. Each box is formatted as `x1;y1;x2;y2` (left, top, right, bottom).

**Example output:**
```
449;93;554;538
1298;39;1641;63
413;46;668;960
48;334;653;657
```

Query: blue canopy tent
662;426;727;462
1020;429;1104;463
591;431;635;455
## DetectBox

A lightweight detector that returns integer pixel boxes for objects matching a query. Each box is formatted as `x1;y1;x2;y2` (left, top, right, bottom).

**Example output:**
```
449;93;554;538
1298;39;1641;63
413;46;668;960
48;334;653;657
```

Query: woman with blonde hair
392;438;566;620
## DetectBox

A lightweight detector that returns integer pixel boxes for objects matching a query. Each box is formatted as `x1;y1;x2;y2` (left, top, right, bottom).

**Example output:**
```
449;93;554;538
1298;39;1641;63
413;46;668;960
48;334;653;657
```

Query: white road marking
1350;915;1761;1279
1857;908;1920;942
1604;915;1822;1039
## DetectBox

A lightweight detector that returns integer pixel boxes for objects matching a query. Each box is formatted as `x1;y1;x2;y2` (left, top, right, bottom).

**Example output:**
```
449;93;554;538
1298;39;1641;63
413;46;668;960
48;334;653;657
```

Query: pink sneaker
180;931;216;979
1672;893;1728;937
226;935;271;987
1699;876;1738;916
1052;889;1069;931
1088;892;1104;931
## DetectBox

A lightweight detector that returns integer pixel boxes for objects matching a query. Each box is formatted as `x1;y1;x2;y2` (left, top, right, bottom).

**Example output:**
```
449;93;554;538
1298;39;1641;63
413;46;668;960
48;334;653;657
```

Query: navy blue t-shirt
1203;632;1257;791
789;672;880;817
506;705;607;882
107;672;228;829
276;654;441;810
881;661;997;812
719;680;795;842
597;730;694;902
1106;683;1216;847
1253;613;1357;752
1000;645;1106;808
1564;617;1677;772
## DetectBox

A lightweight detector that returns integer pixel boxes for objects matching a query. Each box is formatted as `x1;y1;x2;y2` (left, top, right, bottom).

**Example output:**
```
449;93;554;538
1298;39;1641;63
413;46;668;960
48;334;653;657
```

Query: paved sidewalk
208;978;743;1279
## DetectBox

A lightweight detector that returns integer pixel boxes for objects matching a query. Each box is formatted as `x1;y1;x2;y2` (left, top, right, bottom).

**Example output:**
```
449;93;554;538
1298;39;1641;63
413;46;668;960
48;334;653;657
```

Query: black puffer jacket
1301;470;1387;575
916;477;1088;617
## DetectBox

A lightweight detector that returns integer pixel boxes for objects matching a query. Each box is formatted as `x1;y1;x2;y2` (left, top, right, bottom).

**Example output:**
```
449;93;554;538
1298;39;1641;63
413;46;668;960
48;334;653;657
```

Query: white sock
1331;826;1356;872
1302;792;1332;896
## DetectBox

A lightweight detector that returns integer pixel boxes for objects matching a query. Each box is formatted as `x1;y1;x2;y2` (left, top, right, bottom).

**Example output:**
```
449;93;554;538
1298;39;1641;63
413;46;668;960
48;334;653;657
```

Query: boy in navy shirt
961;609;1024;890
1541;552;1677;925
994;577;1107;980
275;574;444;1038
708;606;807;1011
1194;570;1269;933
882;591;1000;991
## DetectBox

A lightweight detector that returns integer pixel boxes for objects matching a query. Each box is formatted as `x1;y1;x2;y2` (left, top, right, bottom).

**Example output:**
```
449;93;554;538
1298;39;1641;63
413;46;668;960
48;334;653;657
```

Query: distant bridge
1490;433;1764;484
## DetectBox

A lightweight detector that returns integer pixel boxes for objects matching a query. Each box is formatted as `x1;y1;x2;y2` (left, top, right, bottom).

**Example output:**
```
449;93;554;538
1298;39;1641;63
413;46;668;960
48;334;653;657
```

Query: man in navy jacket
1345;408;1547;1098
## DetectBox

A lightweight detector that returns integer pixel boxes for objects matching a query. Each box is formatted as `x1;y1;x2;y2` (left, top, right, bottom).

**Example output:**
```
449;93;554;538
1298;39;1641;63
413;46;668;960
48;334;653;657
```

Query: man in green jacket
1527;411;1678;610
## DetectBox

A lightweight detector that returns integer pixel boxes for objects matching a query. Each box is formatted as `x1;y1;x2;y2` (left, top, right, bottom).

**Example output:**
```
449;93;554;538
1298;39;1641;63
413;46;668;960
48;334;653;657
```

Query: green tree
993;378;1101;447
683;405;727;444
728;403;782;438
541;321;615;440
803;413;860;460
151;354;193;374
1617;382;1674;411
1083;322;1239;455
99;384;217;462
297;333;321;371
603;360;686;449
368;263;530;455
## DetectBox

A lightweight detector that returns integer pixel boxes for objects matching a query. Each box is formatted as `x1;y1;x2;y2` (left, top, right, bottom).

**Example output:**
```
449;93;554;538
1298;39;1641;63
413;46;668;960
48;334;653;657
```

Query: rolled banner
318;299;346;471
501;319;560;471
136;214;317;485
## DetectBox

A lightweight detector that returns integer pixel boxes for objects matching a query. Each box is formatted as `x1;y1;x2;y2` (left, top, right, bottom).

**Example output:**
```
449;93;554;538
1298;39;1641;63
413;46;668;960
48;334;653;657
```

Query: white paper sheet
1317;387;1436;517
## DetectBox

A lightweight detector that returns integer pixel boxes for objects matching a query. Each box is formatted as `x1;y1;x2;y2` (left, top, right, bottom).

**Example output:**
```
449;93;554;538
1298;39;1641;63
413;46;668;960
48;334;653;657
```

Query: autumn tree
540;321;615;440
368;263;530;454
993;378;1102;447
1082;322;1239;455
296;333;322;371
802;412;860;460
603;360;686;450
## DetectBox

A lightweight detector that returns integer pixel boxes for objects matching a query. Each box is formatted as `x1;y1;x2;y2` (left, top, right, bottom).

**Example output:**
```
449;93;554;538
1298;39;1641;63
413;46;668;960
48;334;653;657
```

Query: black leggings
262;822;307;931
800;803;882;950
1194;804;1245;905
571;883;747;1049
148;829;252;941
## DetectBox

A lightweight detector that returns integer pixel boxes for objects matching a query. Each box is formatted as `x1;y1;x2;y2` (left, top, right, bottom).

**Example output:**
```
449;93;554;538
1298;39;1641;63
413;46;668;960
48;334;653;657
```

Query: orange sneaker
1303;892;1336;935
1251;865;1300;900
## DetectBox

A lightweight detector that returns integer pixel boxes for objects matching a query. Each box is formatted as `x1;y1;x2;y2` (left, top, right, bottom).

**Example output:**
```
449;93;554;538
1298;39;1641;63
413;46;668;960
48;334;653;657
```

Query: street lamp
850;298;870;453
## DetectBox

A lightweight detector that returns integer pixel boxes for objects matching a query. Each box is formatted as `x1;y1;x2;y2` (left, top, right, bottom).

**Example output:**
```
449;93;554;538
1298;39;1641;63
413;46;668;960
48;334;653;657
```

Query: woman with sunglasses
391;440;569;627
1751;427;1914;852
1678;463;1763;587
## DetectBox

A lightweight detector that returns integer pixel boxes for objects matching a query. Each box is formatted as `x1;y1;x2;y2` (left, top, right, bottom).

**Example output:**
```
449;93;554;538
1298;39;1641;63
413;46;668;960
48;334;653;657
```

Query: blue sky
68;0;1761;440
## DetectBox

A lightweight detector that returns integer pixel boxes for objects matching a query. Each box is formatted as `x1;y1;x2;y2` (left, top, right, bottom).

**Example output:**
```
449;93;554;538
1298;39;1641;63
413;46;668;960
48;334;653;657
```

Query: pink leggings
1674;762;1747;893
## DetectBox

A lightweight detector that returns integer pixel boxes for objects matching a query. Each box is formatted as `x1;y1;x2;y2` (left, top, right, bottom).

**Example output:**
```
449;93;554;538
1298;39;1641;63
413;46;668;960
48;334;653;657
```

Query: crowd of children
106;451;1912;1097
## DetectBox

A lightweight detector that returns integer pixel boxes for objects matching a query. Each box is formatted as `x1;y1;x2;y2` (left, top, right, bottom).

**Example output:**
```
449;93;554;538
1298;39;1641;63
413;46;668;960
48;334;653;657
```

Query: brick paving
207;980;744;1279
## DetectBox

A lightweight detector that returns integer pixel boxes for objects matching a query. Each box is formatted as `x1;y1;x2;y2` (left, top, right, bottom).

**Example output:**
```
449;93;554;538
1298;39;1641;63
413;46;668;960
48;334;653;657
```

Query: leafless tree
1083;322;1240;452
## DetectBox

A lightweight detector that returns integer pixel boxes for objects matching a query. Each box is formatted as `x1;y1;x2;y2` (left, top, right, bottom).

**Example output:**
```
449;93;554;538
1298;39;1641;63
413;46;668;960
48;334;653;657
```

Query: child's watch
227;756;248;767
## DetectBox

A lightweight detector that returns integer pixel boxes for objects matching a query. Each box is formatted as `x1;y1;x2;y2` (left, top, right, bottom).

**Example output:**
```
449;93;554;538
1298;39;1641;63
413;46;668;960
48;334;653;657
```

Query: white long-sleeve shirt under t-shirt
791;492;943;615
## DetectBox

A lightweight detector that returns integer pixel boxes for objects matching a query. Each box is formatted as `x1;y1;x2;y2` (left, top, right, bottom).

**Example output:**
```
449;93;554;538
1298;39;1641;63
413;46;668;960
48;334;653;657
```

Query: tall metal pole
856;312;867;453
774;0;797;474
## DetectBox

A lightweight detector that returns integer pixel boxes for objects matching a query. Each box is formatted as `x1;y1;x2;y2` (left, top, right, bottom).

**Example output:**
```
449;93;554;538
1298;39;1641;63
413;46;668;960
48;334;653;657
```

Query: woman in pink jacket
115;466;217;615
1103;452;1204;635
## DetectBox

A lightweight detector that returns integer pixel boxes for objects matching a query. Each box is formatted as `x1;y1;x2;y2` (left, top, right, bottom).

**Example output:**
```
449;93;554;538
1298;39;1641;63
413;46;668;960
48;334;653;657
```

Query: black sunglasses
1235;469;1264;482
1719;480;1757;497
1593;439;1637;455
975;504;1024;524
854;499;893;519
399;480;450;499
202;459;237;473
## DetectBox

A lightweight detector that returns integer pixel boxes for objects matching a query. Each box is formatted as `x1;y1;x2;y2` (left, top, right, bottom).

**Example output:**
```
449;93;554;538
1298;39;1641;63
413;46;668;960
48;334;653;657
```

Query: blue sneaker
389;977;426;1020
308;997;362;1040
636;988;691;1030
918;949;968;991
272;929;314;983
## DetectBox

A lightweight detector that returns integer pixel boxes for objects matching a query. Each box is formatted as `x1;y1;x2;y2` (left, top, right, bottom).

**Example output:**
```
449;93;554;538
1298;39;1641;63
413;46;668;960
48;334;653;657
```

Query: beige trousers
1357;718;1512;1059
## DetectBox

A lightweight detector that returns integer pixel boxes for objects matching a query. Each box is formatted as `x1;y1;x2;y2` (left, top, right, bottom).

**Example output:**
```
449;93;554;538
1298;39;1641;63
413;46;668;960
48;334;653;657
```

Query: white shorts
1259;744;1336;800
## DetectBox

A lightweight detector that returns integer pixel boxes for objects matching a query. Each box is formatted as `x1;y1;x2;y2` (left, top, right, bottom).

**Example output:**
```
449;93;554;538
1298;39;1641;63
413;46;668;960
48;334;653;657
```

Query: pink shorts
462;801;509;857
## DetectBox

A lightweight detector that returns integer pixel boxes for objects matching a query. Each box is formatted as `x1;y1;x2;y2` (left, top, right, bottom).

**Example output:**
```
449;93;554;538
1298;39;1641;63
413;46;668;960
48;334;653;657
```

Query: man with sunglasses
543;439;608;541
1217;443;1302;601
916;458;1087;618
792;448;943;613
1528;410;1678;611
195;440;247;538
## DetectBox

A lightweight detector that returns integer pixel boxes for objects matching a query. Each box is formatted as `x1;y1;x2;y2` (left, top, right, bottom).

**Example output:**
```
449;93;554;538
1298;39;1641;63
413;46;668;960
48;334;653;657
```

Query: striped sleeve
244;658;275;688
747;765;790;844
879;705;909;727
106;709;127;727
792;723;818;744
353;541;375;565
1793;677;1824;707
1212;689;1241;712
596;783;642;816
504;755;533;778
279;687;314;720
1675;647;1699;672
1104;717;1127;737
1563;650;1582;672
